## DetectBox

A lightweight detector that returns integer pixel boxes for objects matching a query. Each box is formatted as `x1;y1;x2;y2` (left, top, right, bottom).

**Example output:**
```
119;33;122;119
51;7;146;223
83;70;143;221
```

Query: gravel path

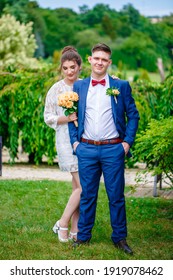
1;148;142;184
1;163;140;183
1;149;172;198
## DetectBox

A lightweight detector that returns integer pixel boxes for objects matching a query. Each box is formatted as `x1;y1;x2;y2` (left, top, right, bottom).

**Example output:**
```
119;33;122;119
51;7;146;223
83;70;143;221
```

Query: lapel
80;77;90;121
109;76;117;122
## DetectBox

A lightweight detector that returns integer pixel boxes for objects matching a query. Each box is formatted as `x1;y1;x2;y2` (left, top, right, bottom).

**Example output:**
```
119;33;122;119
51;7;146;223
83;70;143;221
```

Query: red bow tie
92;79;106;86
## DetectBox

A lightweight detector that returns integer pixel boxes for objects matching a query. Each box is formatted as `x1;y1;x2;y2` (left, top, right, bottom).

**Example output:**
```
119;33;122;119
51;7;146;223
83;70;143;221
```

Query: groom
68;43;139;254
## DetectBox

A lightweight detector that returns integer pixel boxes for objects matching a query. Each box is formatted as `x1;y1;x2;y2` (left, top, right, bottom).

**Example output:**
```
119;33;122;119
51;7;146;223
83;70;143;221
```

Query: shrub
134;117;173;186
0;66;58;164
0;14;37;69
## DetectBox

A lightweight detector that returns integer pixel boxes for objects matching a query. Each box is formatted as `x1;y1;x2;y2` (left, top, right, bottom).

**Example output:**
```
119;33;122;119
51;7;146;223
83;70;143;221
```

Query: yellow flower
106;87;120;96
63;93;69;101
112;89;120;95
57;98;64;106
65;100;74;108
57;91;79;126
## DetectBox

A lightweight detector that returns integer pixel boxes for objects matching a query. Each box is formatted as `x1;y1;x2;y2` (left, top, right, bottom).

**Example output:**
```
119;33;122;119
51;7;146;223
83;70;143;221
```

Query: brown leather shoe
114;239;133;255
72;239;90;248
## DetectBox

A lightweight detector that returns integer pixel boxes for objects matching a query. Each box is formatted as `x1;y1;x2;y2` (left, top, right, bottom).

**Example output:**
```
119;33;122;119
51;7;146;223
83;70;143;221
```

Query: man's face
88;50;112;78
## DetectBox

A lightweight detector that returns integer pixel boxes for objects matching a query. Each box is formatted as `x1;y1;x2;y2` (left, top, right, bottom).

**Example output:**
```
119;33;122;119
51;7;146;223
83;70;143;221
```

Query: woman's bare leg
70;172;81;235
58;171;81;239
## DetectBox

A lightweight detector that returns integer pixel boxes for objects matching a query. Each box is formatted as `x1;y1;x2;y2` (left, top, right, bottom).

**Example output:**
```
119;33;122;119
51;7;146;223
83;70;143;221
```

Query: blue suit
68;75;139;243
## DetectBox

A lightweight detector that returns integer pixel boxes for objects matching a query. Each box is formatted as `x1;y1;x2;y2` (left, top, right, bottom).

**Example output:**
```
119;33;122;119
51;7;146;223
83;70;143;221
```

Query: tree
2;0;30;22
120;31;158;70
114;14;132;38
0;2;172;68
0;0;7;15
2;1;46;58
158;15;173;63
79;4;112;26
40;8;84;57
0;14;38;69
75;29;103;48
102;14;116;40
120;4;141;30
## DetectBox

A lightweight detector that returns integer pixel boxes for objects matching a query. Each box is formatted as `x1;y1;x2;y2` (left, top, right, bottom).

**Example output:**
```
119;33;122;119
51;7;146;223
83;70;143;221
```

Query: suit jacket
68;75;140;157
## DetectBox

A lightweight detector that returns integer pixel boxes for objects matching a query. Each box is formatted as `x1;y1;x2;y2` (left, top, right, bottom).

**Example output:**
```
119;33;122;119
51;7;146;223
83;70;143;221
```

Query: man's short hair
91;43;112;56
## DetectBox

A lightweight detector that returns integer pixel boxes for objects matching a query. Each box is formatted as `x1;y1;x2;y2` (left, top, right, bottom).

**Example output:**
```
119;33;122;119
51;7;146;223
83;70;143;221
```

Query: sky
36;0;173;17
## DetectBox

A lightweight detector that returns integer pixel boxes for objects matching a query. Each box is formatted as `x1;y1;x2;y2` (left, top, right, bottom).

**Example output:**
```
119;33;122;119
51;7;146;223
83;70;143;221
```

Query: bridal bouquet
58;91;79;127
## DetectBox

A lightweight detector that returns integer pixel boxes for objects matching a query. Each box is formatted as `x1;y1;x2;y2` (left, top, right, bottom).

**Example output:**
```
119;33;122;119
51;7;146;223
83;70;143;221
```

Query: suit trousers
75;142;127;243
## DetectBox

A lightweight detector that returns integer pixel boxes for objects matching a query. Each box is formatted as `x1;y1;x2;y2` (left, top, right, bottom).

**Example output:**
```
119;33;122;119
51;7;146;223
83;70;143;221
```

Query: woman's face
62;60;80;83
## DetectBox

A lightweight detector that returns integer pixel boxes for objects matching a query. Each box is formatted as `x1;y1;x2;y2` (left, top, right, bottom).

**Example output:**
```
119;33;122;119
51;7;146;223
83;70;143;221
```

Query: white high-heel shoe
52;220;68;242
69;232;77;241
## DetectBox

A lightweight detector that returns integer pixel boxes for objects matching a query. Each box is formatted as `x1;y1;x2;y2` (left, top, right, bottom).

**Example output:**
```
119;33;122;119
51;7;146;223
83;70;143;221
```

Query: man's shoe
72;239;90;248
114;239;133;255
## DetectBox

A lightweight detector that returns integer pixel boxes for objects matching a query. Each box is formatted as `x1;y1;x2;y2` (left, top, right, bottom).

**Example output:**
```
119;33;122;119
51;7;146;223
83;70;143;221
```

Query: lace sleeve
44;83;60;131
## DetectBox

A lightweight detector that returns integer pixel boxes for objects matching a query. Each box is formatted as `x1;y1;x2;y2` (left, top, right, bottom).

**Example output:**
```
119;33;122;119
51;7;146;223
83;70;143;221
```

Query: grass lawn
0;180;172;260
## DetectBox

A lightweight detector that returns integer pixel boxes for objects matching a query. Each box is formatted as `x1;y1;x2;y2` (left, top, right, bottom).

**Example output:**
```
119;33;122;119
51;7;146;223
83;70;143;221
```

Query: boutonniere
106;87;120;103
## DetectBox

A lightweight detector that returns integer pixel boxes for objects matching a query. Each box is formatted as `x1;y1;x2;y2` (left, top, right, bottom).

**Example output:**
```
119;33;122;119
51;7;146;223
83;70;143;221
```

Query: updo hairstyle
60;46;82;71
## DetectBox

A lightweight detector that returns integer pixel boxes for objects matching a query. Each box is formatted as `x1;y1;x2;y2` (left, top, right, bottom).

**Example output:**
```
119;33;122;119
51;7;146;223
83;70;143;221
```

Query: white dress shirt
82;74;119;140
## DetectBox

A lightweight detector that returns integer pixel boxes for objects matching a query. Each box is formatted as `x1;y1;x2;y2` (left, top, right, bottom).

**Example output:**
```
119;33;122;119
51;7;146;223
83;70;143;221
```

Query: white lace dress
44;79;78;172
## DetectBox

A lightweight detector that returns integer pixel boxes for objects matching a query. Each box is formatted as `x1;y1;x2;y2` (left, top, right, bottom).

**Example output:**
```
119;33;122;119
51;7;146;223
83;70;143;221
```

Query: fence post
153;174;158;197
0;136;2;176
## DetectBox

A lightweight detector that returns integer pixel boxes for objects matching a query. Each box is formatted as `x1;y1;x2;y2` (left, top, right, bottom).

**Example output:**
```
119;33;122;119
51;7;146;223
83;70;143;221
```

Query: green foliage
120;4;141;29
132;72;173;133
134;117;173;186
155;17;173;62
2;1;47;58
40;8;84;57
133;69;151;82
75;29;102;48
79;4;112;26
2;0;30;22
0;66;58;164
125;71;172;169
120;31;158;71
159;69;173;117
0;14;38;69
101;14;116;40
132;80;163;131
0;1;172;71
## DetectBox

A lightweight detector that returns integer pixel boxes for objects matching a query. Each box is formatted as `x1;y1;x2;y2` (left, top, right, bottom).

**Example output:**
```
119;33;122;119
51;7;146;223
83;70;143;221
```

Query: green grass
0;180;172;260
